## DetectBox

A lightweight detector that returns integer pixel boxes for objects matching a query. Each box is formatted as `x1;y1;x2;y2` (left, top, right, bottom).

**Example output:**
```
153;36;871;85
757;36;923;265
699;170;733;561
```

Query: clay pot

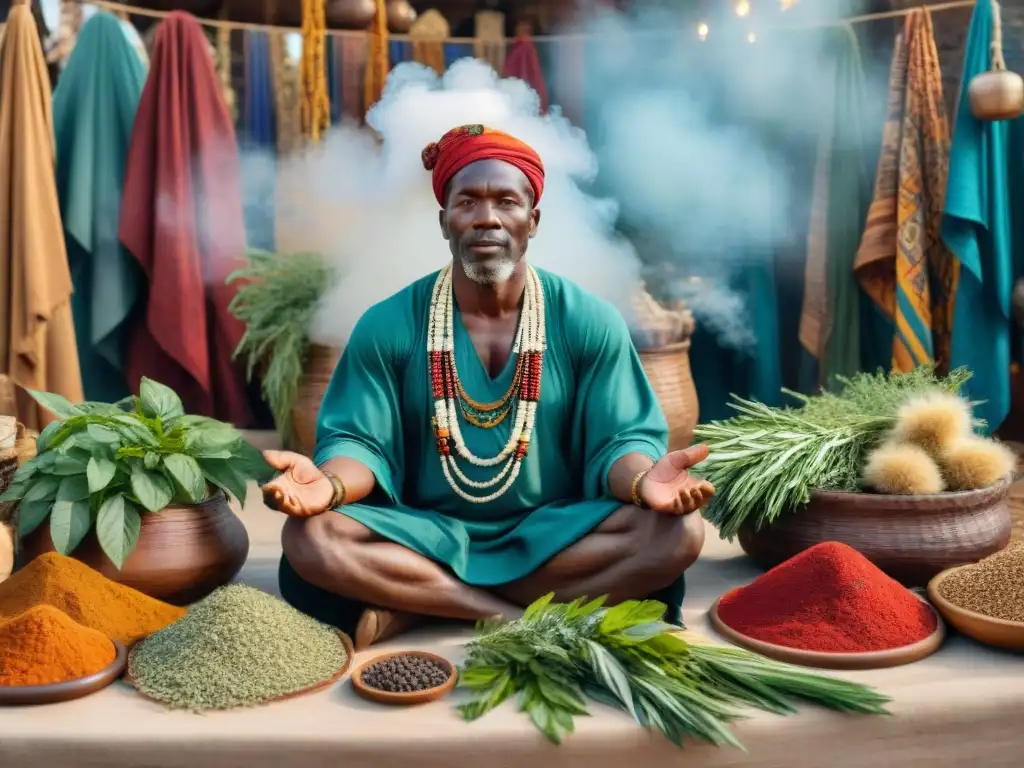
291;343;343;457
737;478;1013;587
326;0;377;29
968;70;1024;122
386;0;417;33
19;490;249;606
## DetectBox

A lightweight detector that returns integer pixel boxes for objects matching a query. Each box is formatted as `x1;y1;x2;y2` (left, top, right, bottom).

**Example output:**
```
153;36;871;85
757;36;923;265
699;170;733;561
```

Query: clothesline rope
81;0;978;43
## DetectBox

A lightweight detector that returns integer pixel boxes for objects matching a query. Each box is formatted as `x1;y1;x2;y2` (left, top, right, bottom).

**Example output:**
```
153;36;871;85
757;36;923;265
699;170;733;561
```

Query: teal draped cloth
314;269;668;585
53;12;146;402
943;0;1024;432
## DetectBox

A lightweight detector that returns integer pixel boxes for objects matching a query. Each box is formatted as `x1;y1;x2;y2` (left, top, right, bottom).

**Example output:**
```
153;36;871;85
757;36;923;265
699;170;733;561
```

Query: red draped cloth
119;11;250;425
502;35;549;114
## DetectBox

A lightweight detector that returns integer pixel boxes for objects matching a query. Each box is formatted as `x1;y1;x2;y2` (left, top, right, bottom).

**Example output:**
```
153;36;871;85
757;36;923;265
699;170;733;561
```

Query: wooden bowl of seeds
351;650;457;706
927;547;1024;652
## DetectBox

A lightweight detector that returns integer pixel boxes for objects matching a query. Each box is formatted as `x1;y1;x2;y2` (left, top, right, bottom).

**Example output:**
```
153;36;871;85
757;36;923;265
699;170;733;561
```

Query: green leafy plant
695;366;977;539
228;247;336;444
0;379;274;568
458;594;889;748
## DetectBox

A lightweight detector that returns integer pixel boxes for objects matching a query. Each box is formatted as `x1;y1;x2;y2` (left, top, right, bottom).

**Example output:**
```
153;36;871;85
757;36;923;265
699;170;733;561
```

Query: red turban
421;125;545;207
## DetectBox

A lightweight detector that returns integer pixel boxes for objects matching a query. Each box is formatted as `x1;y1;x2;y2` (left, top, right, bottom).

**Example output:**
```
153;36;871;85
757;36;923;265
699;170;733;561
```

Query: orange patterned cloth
854;9;958;373
421;125;545;206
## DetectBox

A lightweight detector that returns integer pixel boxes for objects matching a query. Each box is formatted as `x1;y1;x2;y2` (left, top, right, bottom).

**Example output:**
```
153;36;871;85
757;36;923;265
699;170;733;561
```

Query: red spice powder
717;541;937;652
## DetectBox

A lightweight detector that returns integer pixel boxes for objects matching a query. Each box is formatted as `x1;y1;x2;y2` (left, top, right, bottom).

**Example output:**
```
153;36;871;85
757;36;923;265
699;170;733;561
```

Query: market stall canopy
0;0;84;430
119;11;251;425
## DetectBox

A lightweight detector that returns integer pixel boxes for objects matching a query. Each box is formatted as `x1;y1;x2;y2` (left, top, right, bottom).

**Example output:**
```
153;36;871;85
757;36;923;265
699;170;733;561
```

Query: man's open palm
640;443;715;515
261;450;334;518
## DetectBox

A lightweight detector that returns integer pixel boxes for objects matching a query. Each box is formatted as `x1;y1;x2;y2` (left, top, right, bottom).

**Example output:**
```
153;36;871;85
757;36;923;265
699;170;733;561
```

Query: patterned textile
854;9;958;374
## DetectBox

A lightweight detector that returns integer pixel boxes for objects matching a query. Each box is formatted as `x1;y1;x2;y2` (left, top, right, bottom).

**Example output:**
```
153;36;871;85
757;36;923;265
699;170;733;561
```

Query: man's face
439;159;541;286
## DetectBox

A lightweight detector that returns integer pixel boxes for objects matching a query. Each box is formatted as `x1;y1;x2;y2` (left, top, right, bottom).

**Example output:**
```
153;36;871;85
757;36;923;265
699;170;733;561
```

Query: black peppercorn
361;654;452;693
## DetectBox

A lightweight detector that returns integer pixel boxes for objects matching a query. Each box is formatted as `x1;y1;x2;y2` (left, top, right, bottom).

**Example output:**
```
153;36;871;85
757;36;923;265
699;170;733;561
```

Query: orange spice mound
0;605;116;686
717;541;937;653
0;553;187;645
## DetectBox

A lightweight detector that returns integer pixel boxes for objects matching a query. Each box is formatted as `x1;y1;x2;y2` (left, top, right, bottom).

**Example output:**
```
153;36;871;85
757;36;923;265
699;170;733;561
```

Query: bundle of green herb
228;247;336;443
458;594;889;749
695;367;975;539
0;379;274;567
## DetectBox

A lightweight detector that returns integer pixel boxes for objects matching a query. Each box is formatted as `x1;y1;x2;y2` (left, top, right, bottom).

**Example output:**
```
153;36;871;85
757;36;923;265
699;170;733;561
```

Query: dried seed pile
361;654;451;693
937;545;1024;622
128;584;348;710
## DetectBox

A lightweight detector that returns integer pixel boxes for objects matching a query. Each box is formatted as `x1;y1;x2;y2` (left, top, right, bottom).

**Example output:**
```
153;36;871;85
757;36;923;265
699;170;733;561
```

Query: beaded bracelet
630;468;652;509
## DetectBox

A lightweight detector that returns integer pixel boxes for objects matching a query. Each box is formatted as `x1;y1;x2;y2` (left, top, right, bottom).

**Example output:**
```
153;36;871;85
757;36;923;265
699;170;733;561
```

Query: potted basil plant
1;378;274;605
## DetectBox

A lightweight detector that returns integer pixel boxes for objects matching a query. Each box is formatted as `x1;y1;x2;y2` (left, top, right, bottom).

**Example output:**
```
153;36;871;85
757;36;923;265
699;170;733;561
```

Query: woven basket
638;341;699;452
291;343;343;457
738;478;1014;587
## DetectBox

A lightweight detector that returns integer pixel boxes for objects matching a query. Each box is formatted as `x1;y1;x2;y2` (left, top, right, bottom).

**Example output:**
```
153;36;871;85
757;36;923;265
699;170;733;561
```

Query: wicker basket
291;343;343;457
638;341;699;451
737;478;1014;587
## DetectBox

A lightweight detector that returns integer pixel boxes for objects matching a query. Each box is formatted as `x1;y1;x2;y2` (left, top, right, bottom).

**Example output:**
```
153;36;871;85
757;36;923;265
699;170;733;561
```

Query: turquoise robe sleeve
570;299;669;497
314;306;406;502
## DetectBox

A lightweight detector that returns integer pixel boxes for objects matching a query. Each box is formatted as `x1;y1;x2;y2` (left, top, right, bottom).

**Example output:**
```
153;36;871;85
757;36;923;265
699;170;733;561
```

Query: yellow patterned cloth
854;9;958;373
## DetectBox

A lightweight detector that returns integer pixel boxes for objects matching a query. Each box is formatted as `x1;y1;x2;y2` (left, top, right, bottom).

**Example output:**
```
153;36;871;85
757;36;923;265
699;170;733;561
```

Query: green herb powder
128;584;348;710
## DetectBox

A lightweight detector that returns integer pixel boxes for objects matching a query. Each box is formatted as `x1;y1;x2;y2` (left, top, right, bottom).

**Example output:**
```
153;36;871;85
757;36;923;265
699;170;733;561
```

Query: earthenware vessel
20;490;249;605
737;477;1013;587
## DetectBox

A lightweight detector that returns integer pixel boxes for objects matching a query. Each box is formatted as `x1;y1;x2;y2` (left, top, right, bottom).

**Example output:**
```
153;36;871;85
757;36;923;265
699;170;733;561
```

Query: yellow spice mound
862;442;945;495
0;553;187;645
0;604;116;687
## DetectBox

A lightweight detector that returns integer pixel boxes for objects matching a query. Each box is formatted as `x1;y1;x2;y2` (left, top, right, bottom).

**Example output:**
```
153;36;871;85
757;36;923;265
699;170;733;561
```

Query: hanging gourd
968;0;1024;121
386;0;417;34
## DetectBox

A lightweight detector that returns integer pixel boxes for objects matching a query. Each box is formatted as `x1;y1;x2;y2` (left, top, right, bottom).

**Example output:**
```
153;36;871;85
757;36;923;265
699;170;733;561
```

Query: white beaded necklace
427;264;546;503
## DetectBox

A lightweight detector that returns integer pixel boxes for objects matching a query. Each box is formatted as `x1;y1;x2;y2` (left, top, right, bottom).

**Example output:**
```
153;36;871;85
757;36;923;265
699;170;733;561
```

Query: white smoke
269;59;640;349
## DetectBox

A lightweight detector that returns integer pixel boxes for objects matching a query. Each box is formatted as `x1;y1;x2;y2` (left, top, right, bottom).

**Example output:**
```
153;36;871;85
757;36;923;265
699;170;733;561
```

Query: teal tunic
313;268;669;586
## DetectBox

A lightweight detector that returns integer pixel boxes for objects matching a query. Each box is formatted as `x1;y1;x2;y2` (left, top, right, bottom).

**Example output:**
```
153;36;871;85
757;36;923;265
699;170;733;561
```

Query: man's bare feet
354;608;423;650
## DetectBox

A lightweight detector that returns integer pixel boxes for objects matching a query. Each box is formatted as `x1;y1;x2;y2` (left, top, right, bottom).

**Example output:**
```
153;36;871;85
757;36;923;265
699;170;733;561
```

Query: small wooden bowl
351;650;458;706
927;566;1024;652
708;597;946;670
125;630;354;707
0;639;127;706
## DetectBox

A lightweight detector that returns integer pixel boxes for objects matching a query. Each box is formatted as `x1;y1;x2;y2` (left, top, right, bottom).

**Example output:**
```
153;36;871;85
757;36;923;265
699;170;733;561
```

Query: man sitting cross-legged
261;125;714;650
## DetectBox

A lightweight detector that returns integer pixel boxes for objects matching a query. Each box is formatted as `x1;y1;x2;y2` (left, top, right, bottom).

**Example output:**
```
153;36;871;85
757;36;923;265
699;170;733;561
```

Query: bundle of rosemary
228;248;336;443
694;367;975;539
458;594;888;748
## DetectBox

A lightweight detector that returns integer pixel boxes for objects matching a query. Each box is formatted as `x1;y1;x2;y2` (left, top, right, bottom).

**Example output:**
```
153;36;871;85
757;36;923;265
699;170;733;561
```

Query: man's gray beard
460;254;518;285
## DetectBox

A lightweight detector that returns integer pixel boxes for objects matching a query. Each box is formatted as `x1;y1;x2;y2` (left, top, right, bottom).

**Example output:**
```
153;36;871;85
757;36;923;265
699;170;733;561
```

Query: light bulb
747;31;757;43
734;0;751;18
697;22;709;40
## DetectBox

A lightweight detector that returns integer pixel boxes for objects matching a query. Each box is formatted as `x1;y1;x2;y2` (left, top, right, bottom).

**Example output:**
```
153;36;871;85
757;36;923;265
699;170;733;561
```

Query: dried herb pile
458;594;889;749
694;366;975;538
128;584;348;711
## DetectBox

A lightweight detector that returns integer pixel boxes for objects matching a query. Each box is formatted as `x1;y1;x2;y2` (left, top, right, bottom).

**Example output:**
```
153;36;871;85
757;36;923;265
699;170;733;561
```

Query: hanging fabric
53;11;146;404
0;0;83;428
473;9;505;73
300;0;330;142
798;24;872;385
327;34;343;125
242;30;277;252
444;41;474;70
340;32;368;120
118;12;251;425
410;9;448;76
854;9;956;374
503;23;549;113
269;30;302;155
364;0;389;114
944;0;1024;431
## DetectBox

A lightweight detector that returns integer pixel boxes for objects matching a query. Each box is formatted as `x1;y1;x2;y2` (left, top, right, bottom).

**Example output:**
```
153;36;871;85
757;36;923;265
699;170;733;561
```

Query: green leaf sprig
458;594;889;749
695;366;977;539
228;247;336;445
0;379;275;568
